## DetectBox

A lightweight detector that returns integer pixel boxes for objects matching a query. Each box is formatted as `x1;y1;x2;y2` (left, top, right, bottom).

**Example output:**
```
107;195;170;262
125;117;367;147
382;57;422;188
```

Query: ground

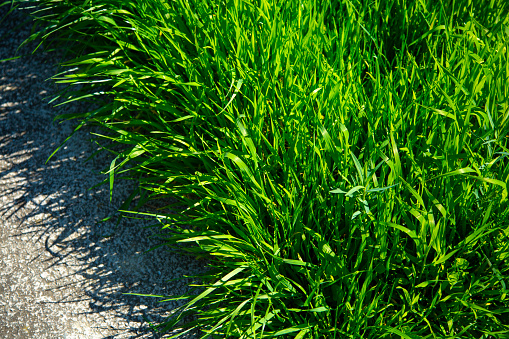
0;7;203;339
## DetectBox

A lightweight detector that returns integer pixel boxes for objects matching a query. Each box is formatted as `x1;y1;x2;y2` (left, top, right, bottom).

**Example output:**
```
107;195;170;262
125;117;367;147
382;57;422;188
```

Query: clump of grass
10;0;509;337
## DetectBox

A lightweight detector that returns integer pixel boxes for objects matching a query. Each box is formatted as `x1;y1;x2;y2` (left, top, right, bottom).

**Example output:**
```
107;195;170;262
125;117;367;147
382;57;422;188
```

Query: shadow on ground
0;6;204;339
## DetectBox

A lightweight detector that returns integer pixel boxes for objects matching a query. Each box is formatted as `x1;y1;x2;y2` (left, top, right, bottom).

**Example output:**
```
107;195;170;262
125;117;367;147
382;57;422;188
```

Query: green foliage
11;0;509;337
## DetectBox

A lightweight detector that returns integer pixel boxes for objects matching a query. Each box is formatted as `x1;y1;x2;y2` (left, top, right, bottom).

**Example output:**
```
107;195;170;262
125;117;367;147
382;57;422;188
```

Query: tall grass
8;0;509;337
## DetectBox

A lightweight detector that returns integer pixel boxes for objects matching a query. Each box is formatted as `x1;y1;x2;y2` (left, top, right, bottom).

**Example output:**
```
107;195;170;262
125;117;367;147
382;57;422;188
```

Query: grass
4;0;509;337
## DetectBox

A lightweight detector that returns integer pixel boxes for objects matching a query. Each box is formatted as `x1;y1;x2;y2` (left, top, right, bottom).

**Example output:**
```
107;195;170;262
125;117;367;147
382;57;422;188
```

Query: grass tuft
7;0;509;337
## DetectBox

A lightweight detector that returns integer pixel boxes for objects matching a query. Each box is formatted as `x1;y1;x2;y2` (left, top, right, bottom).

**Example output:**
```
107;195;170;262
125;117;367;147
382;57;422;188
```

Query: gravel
0;6;204;339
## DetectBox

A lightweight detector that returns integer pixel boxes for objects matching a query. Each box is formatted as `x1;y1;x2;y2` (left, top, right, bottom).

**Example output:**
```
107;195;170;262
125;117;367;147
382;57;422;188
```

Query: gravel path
0;7;203;339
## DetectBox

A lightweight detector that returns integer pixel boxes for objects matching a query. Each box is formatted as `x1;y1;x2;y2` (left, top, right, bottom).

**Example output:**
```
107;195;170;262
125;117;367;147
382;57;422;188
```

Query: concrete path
0;7;203;339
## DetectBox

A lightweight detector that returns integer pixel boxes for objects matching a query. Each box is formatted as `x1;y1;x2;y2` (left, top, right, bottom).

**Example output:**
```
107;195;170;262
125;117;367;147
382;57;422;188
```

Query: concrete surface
0;6;204;339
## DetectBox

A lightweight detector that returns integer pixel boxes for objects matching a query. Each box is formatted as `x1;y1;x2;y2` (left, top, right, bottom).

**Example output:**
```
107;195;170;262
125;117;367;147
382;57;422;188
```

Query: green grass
6;0;509;337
